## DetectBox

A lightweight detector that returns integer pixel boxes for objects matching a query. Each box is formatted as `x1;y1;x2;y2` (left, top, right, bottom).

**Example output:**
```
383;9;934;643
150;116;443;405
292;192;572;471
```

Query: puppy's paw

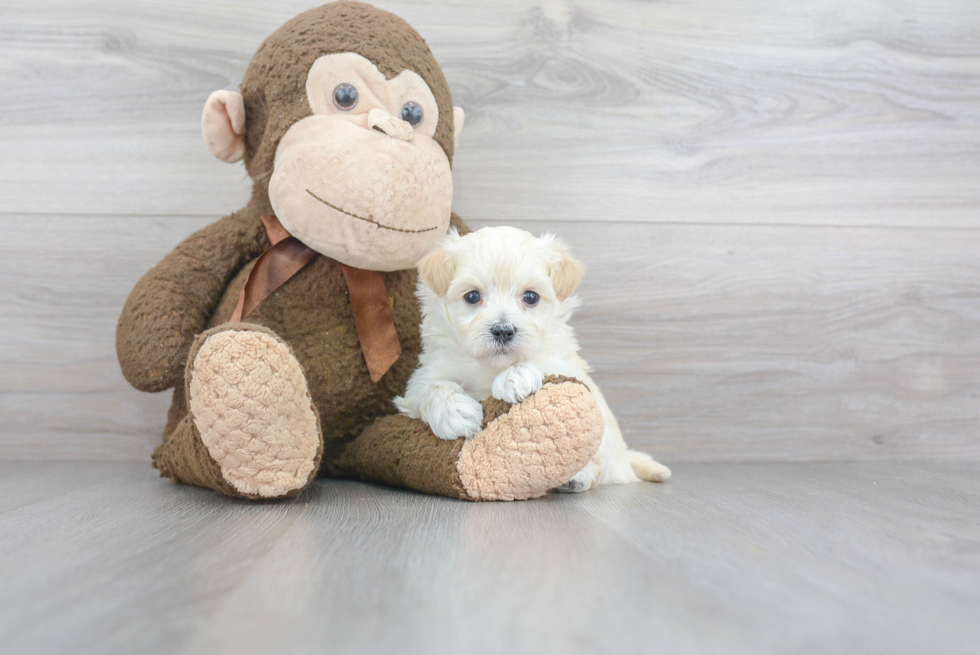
425;385;484;441
628;449;671;482
555;463;598;493
491;362;544;404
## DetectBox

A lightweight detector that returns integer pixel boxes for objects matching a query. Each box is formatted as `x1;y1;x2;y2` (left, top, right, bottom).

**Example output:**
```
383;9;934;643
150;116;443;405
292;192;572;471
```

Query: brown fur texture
331;376;601;502
118;2;604;501
240;1;457;216
153;323;324;500
117;209;269;393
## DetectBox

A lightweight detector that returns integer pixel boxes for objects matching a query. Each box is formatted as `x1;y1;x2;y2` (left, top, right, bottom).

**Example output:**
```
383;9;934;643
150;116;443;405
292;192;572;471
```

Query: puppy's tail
628;450;671;482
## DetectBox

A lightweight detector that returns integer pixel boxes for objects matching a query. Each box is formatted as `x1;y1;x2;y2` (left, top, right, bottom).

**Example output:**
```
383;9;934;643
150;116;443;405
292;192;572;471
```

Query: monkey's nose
368;108;414;142
490;323;516;344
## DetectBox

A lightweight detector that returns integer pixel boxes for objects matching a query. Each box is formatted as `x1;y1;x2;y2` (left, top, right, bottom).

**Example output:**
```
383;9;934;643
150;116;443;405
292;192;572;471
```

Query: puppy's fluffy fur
394;226;670;492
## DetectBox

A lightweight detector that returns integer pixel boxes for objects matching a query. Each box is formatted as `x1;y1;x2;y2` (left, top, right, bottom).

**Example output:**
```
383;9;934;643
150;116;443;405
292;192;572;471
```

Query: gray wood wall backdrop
1;0;978;462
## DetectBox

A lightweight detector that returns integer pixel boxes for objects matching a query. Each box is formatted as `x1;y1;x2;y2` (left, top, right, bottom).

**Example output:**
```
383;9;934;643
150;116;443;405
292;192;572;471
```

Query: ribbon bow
230;215;402;383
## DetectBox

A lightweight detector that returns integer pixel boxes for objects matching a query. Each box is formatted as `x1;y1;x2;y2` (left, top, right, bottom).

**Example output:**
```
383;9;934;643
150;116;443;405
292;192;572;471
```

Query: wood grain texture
1;0;979;461
0;0;978;225
0;461;978;654
3;215;978;462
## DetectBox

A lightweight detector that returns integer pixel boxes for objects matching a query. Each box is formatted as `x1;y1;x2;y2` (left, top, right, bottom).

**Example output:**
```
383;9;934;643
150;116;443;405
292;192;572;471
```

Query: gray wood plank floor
1;461;977;655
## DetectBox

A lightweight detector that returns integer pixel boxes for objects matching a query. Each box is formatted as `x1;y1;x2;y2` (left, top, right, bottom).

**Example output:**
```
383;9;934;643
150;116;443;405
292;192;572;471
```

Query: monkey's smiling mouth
306;189;438;234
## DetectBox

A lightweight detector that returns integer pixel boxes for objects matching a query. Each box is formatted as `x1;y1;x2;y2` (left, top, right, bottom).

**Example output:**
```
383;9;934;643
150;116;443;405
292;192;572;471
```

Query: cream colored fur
457;378;603;501
189;329;320;498
201;90;246;163
201;52;466;272
395;226;671;492
270;52;462;271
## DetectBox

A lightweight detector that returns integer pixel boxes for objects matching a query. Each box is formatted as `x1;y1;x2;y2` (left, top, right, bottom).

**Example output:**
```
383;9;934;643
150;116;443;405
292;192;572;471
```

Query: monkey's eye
333;83;358;110
523;291;540;306
463;290;482;305
400;101;423;127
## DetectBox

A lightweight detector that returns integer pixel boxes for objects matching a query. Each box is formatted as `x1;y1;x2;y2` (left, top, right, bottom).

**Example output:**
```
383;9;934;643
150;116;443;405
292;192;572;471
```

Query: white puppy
394;226;670;492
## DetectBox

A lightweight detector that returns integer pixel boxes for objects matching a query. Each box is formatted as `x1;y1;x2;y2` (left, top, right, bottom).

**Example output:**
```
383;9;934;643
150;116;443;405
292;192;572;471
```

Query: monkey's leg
152;323;323;499
330;376;603;501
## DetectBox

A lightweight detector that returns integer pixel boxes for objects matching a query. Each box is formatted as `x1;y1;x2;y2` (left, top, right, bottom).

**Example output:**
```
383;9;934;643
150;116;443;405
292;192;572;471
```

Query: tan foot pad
457;378;604;501
188;329;320;498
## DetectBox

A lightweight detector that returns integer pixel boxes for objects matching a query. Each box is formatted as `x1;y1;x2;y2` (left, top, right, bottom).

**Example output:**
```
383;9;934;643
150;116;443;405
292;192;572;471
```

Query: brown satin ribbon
229;215;318;322
230;215;402;383
337;264;403;383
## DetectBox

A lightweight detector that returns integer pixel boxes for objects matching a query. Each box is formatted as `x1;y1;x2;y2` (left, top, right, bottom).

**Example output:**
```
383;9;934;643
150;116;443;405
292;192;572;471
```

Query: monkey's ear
417;230;461;296
452;106;465;154
543;234;585;302
202;90;246;163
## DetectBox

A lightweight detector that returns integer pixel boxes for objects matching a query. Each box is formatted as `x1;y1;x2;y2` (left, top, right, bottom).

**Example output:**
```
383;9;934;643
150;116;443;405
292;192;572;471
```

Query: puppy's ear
543;234;584;302
417;230;460;296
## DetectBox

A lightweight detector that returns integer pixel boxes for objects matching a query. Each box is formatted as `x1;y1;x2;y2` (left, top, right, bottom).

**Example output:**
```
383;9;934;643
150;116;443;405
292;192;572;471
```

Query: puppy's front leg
491;362;544;404
556;460;599;493
395;381;484;441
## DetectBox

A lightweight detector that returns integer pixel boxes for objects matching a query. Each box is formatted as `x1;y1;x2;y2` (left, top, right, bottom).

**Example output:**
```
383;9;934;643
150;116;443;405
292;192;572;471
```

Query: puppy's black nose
490;323;516;343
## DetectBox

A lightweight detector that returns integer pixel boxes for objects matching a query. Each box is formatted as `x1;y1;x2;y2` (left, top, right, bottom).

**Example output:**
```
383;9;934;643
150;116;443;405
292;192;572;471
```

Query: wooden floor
1;460;978;655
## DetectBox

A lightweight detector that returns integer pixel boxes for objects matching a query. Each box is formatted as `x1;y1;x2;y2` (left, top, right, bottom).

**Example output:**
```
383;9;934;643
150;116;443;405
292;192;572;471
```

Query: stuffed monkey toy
116;1;603;501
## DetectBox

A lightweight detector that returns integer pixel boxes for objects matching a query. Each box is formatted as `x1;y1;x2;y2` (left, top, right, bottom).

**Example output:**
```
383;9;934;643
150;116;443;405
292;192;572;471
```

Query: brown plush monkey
116;1;603;501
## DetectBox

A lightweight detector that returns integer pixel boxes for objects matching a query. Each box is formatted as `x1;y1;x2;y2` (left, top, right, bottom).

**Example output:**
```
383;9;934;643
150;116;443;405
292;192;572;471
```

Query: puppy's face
417;226;584;367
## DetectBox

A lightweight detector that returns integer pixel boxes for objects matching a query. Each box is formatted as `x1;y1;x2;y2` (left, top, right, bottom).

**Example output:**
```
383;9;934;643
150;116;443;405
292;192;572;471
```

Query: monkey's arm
116;209;268;392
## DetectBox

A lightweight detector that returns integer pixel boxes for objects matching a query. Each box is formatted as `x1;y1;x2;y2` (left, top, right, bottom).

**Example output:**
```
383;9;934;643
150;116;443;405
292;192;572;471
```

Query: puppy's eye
400;101;423;127
333;83;358;110
463;290;482;305
523;291;540;306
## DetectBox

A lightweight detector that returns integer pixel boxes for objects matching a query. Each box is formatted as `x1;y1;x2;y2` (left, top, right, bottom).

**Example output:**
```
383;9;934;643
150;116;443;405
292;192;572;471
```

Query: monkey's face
269;53;456;271
202;51;464;272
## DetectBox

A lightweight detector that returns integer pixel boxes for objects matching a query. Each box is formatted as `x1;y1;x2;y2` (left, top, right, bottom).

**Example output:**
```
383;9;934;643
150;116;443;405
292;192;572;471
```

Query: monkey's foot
188;326;322;498
457;376;604;501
